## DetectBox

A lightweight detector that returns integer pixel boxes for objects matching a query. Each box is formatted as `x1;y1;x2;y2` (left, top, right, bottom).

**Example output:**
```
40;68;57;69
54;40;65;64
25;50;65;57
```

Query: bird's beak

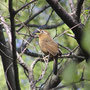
35;29;40;35
37;28;40;32
34;29;40;38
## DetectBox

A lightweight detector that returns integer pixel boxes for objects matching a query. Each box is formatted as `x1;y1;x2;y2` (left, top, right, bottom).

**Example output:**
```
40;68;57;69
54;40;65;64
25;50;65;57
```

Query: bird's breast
39;38;59;56
39;39;49;55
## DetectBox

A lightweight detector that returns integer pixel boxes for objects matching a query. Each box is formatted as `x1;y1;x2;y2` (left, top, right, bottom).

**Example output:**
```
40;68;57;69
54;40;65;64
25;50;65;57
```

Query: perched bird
36;29;62;75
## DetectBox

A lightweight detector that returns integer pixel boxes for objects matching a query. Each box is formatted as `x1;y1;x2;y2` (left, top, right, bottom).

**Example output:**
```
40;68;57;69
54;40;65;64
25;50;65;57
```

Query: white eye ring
40;30;47;34
40;30;44;33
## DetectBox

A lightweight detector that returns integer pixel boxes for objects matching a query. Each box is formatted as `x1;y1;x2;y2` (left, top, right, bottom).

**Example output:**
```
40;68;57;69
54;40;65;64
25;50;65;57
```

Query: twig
58;43;72;52
17;5;50;32
46;0;90;62
30;58;40;70
15;0;37;14
39;71;53;90
28;58;41;90
71;45;79;53
60;54;85;59
0;1;8;9
0;41;9;49
0;49;13;60
0;15;12;49
65;33;75;38
68;0;75;12
35;57;49;83
76;0;84;22
45;10;54;25
55;23;82;39
15;21;64;29
17;52;29;72
55;80;80;89
24;49;43;57
5;63;13;90
17;32;29;36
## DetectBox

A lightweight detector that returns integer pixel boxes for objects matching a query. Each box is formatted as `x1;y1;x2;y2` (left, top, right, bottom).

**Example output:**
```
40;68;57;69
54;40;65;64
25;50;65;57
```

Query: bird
36;29;62;75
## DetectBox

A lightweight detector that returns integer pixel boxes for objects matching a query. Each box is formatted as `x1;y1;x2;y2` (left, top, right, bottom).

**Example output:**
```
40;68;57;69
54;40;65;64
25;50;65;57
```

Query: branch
58;43;72;52
28;58;40;90
46;0;90;61
76;0;84;22
0;15;12;50
60;54;85;60
65;33;75;38
35;58;49;83
68;0;75;12
17;52;29;72
55;80;80;89
45;0;83;46
15;0;37;14
0;24;16;90
16;21;64;29
8;0;21;89
24;49;42;57
18;30;40;55
17;5;50;32
43;74;61;90
46;0;77;28
45;10;54;25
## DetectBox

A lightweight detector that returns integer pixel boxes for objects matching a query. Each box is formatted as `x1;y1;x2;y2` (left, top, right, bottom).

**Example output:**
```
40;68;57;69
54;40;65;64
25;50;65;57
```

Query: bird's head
36;29;50;38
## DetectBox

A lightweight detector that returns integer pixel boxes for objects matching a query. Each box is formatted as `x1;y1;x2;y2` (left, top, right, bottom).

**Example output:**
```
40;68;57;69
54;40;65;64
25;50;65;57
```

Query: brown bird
36;29;62;75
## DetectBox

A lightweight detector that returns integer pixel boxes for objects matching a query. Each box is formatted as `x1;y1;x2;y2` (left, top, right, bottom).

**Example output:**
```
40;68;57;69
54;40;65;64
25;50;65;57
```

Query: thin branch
68;0;75;12
16;32;29;36
28;58;40;90
17;5;50;32
35;57;49;83
5;63;13;90
76;0;84;22
55;80;80;89
60;54;85;59
39;71;53;90
45;10;54;25
0;49;13;60
54;23;82;40
16;21;64;29
46;0;89;60
0;15;12;49
15;0;37;14
17;52;29;72
18;30;39;56
30;58;41;70
65;33;75;38
0;41;9;49
58;43;72;52
24;49;43;57
71;45;79;53
46;0;77;28
45;0;84;49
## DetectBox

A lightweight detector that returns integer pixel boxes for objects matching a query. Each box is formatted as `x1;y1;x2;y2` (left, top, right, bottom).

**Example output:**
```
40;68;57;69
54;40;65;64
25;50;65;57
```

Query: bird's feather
39;38;59;56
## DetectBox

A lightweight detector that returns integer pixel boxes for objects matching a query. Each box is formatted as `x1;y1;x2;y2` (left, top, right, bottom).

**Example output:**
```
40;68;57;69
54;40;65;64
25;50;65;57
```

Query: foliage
0;0;90;90
82;18;90;54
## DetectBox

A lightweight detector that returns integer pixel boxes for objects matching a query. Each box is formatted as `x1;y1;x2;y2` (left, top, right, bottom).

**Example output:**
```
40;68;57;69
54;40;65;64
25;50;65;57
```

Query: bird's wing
44;40;59;56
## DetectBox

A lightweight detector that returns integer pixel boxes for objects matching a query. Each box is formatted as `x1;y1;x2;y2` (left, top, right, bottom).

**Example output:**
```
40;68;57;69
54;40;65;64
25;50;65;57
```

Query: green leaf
82;18;90;54
62;61;78;84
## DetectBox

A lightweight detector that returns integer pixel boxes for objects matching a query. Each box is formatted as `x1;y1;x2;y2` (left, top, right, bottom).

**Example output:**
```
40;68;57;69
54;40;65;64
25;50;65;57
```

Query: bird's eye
40;30;44;33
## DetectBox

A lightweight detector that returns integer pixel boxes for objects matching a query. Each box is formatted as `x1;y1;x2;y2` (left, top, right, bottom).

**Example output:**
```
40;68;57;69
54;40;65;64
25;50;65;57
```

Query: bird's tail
53;55;58;75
